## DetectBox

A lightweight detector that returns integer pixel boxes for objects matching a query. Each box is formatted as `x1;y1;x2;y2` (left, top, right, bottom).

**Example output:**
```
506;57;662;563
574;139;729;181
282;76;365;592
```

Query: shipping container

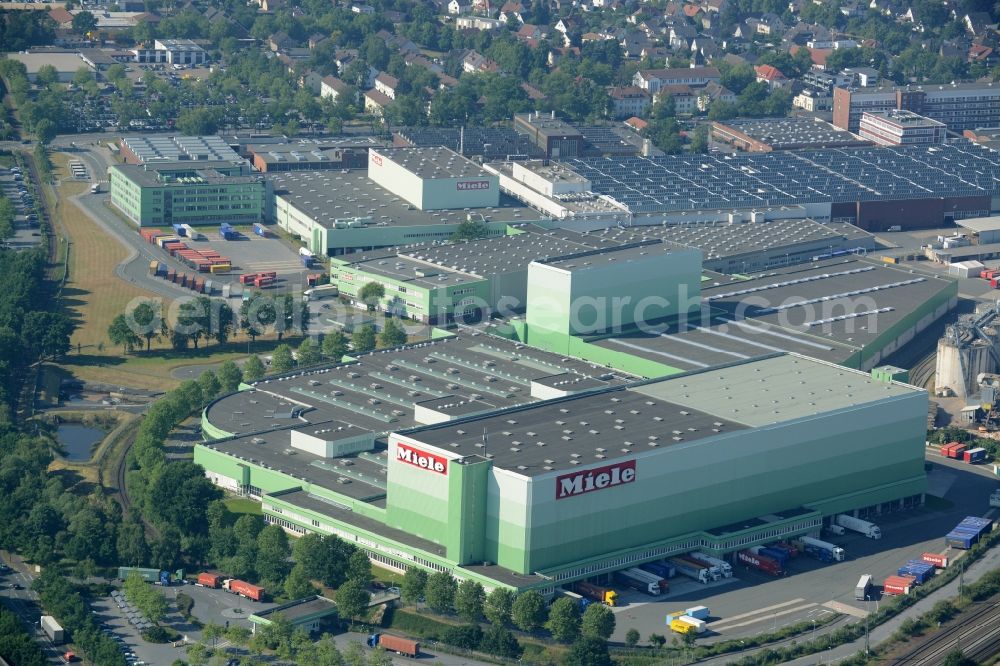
685;606;710;621
239;274;256;285
882;575;916;596
210;264;231;274
897;561;935;585
41;615;64;644
667;556;712;584
224;579;264;601
614;569;660;595
921;553;949;568
253;223;268;237
855;574;873;600
573;581;617;606
963;447;987;463
945;529;978;550
149;260;159;274
118;566;162;583
197;573;221;588
797;536;846;562
371;634;419;657
301;255;314;268
172;224;186;237
640;561;675;580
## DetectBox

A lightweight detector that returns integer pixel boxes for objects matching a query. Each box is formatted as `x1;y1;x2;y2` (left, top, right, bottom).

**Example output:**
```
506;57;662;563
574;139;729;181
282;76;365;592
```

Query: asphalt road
0;553;74;664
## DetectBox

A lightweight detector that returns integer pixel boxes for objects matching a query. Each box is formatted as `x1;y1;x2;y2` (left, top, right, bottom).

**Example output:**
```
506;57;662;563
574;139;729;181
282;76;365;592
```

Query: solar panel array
562;143;1000;214
395;127;544;159
576;125;646;157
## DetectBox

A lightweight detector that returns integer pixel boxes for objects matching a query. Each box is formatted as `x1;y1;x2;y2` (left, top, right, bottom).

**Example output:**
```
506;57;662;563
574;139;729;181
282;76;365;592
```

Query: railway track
886;601;1000;665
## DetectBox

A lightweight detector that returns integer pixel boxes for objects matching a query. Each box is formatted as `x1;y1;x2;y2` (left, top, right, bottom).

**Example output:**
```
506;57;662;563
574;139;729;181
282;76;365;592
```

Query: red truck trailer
378;634;419;657
883;575;916;596
737;550;784;576
941;442;968;459
224;579;264;601
197;573;221;588
921;553;949;568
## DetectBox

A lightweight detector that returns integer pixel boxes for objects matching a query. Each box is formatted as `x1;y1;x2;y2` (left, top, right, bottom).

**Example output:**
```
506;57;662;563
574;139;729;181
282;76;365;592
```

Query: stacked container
897;560;935;585
940;442;969;459
945;516;994;549
883;575;916;596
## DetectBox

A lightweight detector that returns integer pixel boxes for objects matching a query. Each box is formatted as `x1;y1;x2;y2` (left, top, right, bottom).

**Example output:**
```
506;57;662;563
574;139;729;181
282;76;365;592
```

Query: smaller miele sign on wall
456;180;491;191
396;443;448;475
556;460;636;499
371;153;383;167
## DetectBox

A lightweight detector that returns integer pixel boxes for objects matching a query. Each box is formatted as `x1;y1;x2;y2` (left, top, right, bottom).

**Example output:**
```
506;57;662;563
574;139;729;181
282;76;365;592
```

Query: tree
547;597;581;643
484;587;515;627
271;344;294;373
424;571;457;614
648;633;666;648
108;313;141;354
450;219;491;241
689;125;710;154
351;325;376;353
581;603;615;640
562;636;612;666
197;370;221;401
256;524;290;583
131;300;166;350
346;550;371;586
455;579;485;623
335;580;369;623
243;355;266;381
358;282;385;311
285;563;316;600
72;10;97;34
512;590;547;632
625;628;640;647
377;319;407;349
297;338;321;366
217;360;243;392
35;64;59;87
480;625;522;659
321;331;348;361
400;567;427;604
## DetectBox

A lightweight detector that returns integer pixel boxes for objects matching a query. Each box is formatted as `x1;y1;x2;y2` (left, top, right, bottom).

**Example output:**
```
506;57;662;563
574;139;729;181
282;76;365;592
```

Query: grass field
223;497;263;516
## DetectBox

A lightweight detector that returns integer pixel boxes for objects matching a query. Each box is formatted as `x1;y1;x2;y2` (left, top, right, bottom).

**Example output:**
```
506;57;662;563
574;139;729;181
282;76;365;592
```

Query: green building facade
109;163;266;227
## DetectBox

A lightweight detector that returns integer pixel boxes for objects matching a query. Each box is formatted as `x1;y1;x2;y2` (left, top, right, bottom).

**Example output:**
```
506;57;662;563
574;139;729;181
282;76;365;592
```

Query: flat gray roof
592;257;955;368
540;239;691;271
409;383;747;476
862;110;945;127
335;252;479;289
7;51;87;74
956;216;1000;233
581;218;874;262
395;226;625;277
205;330;635;438
251;596;336;622
270;170;540;228
716;118;869;149
376;146;490;179
112;164;261;188
120;135;242;163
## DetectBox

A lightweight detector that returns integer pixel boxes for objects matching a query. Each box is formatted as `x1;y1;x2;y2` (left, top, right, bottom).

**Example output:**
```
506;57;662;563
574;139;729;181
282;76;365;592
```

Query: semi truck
667;556;712;584
835;515;882;539
749;545;789;566
798;536;846;562
737;550;784;577
223;579;265;601
690;552;733;577
41;615;64;644
855;575;873;601
117;567;183;585
615;568;667;595
304;284;338;301
963;447;987;463
573;581;617;606
368;633;419;657
557;589;592;611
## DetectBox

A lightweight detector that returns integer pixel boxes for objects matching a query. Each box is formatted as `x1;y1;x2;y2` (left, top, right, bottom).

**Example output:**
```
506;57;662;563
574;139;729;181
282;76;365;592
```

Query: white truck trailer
835;514;882;539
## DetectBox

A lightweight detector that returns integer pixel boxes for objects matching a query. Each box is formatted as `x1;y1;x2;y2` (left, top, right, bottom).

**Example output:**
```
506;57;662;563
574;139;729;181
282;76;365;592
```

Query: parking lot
609;453;1000;644
1;164;42;251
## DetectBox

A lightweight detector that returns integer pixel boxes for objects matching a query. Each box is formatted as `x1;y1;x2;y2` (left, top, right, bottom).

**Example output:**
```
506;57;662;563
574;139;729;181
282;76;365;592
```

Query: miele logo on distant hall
456;180;490;191
396;443;448;475
556;460;635;499
371;154;383;167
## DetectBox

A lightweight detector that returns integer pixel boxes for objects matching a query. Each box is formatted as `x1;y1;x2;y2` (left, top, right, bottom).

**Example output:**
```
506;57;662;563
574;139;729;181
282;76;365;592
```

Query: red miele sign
396;443;448;475
456;180;490;191
555;460;635;499
371;153;383;167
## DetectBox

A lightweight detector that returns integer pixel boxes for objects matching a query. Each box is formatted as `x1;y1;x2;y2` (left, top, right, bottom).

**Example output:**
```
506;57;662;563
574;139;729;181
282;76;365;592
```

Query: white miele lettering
396;444;448;475
556;460;635;499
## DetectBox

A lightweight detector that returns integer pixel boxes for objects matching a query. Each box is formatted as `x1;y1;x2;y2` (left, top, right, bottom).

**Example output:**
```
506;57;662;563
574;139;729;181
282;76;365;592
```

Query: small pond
55;424;105;461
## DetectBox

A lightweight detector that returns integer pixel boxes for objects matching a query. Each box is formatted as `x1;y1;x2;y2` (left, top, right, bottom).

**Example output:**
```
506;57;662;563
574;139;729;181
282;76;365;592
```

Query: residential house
499;0;526;22
624;116;648;131
522;82;546;101
455;15;504;29
620;30;651;58
463;50;500;73
364;89;393;115
793;88;832;111
448;0;471;13
704;0;727;13
691;35;720;60
554;17;580;36
48;7;75;29
964;12;995;36
268;32;295;52
969;43;995;65
374;72;400;100
756;13;785;35
683;3;701;19
641;46;670;60
633;66;721;93
655;85;697;113
300;70;323;94
669;24;697;49
609;85;652;118
517;24;548;45
321;75;352;102
351;4;375;14
697;81;736;111
844;66;879;87
754;64;789;89
308;33;328;49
